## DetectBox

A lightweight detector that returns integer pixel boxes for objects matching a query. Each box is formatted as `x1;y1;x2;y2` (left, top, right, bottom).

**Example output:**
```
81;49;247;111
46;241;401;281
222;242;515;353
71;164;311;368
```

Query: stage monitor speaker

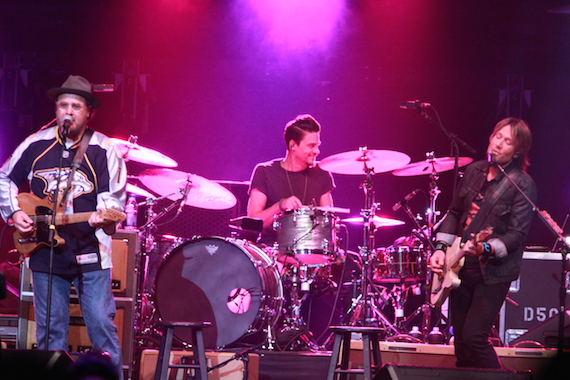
373;364;532;380
0;349;74;380
502;251;569;345
509;310;570;348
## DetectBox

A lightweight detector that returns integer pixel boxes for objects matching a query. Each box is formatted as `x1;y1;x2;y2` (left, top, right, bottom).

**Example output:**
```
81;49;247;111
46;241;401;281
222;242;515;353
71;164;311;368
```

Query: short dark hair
491;117;532;170
283;114;321;150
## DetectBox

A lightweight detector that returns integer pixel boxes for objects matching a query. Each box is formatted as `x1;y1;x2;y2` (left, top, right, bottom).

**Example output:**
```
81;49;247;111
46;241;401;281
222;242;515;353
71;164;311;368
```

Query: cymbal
213;179;251;186
138;168;237;210
110;138;178;168
319;149;411;175
315;206;351;214
341;215;405;227
392;156;473;176
126;183;154;198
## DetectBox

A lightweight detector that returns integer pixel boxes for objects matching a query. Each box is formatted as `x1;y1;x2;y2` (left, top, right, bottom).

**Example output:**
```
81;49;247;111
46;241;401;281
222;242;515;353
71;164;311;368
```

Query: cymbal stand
135;192;187;341
397;155;445;339
425;152;442;242
345;149;399;333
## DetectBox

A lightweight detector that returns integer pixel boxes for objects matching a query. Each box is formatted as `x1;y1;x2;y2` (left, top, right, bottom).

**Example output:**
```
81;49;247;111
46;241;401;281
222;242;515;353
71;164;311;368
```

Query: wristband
435;241;448;253
482;242;493;256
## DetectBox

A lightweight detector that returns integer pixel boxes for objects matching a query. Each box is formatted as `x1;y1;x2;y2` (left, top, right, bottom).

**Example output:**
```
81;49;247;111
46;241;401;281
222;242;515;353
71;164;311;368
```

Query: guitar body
430;237;464;306
429;229;492;307
13;193;65;255
12;193;125;256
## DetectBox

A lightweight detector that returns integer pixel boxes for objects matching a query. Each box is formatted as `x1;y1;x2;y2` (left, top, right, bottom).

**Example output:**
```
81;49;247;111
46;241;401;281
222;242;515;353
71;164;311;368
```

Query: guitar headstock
100;208;126;222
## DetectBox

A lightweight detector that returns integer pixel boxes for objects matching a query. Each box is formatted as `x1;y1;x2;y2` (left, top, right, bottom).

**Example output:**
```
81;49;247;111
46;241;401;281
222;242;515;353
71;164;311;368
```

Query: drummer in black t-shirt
247;114;335;246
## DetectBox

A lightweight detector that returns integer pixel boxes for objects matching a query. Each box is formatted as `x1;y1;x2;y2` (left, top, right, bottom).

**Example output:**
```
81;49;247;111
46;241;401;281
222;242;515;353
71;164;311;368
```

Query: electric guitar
12;192;126;256
429;229;493;306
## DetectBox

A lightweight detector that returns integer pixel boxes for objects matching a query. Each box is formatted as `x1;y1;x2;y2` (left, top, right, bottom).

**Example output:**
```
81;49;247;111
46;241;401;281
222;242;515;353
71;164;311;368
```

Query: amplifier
17;230;139;378
500;251;570;345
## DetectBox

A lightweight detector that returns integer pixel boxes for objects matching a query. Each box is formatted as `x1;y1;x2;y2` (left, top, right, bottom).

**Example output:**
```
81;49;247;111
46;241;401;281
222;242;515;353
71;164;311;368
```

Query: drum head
154;237;277;348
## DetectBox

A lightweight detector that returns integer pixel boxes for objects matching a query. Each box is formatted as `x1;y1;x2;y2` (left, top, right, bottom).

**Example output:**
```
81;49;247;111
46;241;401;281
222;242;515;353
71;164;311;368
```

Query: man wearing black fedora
0;75;126;378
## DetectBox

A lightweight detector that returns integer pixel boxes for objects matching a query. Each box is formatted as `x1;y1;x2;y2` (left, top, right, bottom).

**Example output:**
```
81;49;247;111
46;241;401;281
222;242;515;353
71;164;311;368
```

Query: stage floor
136;341;565;380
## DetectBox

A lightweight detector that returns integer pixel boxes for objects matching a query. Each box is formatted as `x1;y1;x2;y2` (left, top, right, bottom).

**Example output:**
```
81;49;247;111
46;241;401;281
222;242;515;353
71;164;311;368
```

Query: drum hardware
128;184;195;345
320;147;412;331
273;263;324;351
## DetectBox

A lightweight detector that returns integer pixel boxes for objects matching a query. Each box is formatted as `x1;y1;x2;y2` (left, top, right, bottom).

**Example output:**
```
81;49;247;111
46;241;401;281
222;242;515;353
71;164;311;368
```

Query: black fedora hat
47;75;100;108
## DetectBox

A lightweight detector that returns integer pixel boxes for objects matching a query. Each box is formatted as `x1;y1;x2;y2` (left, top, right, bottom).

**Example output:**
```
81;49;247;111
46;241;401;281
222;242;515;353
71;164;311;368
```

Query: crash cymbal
319;149;411;175
138;168;237;210
110;138;178;168
213;179;251;186
392;156;473;176
341;215;405;227
126;183;154;198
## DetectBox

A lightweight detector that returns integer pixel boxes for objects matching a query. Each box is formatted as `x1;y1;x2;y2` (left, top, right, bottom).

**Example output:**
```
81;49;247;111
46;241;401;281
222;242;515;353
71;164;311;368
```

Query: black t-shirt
249;159;335;244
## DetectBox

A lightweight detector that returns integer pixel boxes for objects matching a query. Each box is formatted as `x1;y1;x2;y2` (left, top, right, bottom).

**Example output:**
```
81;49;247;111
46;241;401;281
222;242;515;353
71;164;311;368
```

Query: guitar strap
59;128;94;207
461;169;522;242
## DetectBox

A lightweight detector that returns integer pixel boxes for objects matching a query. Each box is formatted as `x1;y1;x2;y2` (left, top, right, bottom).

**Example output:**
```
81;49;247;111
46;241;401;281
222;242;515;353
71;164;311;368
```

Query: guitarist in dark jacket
0;75;126;378
429;117;536;369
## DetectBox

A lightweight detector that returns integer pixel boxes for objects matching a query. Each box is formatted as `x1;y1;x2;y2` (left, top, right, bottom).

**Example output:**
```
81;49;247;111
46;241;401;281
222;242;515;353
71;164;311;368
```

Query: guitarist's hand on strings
464;239;493;257
12;210;34;234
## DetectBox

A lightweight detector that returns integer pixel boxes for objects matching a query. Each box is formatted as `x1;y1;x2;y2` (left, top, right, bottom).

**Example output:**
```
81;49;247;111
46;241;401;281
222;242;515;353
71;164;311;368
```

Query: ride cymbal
392;156;473;176
138;168;237;210
319;149;411;175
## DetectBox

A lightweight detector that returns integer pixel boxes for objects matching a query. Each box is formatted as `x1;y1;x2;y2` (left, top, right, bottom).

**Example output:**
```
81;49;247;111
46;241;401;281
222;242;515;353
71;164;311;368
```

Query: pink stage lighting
241;0;345;51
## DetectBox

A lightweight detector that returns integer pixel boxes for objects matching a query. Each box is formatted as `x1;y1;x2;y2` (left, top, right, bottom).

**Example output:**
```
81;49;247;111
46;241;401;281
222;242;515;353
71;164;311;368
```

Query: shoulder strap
462;170;521;241
60;129;94;206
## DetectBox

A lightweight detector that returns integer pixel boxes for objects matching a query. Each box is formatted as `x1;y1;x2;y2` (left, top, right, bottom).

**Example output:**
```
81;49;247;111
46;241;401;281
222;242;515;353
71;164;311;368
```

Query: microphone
399;100;431;110
487;151;496;166
392;189;420;211
61;115;72;137
176;179;192;215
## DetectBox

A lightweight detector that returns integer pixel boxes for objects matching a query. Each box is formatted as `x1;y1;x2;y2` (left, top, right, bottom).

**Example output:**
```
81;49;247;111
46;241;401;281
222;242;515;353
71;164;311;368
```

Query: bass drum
154;236;283;349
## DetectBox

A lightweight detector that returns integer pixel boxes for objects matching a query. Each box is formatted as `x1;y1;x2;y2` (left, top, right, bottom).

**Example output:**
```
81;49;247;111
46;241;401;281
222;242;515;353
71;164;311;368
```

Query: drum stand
134;193;189;345
343;154;400;335
275;264;321;351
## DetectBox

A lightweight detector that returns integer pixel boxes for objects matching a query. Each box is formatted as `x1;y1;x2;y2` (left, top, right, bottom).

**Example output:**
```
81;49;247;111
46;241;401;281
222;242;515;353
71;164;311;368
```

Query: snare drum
373;245;425;283
153;236;283;348
274;208;338;266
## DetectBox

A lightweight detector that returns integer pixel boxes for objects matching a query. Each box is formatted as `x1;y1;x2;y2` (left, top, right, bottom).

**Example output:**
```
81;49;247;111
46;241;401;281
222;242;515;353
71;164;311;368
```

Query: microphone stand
496;163;569;355
43;129;67;349
416;107;475;199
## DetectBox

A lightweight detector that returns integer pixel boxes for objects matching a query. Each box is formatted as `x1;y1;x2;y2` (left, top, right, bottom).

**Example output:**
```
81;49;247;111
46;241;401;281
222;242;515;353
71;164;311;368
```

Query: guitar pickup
17;237;38;244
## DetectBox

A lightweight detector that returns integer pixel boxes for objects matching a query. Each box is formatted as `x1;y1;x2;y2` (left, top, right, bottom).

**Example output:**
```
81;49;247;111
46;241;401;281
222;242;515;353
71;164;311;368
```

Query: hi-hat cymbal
138;168;237;210
392;156;473;176
319;149;411;175
342;215;405;227
126;183;154;198
110;138;178;168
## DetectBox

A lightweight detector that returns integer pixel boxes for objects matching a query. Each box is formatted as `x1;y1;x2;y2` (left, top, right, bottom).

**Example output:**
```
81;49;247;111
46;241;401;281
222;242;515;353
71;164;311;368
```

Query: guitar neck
31;212;93;226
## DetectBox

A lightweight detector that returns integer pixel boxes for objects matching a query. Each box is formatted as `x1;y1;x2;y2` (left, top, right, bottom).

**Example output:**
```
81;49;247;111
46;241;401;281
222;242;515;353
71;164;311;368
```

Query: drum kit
111;136;473;352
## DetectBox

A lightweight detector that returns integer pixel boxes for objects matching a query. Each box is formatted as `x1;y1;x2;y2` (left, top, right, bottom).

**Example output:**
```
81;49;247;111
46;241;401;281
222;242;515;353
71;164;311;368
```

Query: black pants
450;264;510;369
